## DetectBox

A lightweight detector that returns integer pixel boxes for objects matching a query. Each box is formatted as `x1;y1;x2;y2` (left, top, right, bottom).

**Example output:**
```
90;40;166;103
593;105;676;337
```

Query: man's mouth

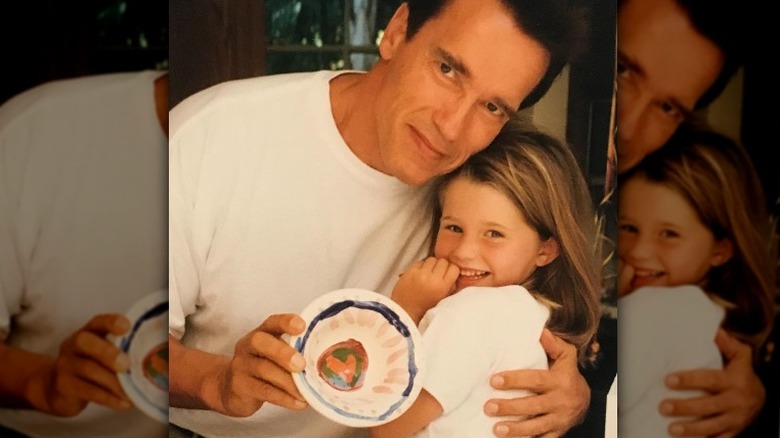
409;125;445;161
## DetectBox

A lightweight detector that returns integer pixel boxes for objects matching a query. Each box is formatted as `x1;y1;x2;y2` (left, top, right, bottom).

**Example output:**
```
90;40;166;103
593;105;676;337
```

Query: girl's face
617;176;732;296
434;177;558;293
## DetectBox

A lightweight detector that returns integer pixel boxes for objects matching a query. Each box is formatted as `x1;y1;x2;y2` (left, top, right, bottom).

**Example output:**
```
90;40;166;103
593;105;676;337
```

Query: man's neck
329;71;381;171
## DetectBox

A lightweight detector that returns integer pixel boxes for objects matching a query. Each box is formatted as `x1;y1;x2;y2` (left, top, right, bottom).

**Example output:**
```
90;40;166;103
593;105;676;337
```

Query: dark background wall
0;0;168;105
169;0;266;109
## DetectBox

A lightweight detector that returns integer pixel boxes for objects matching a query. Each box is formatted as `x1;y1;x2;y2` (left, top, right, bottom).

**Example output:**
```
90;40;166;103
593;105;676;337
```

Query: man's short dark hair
616;0;747;110
677;0;746;109
404;0;587;110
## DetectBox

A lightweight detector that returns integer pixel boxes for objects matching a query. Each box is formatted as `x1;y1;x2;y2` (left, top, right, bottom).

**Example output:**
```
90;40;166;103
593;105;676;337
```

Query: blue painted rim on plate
294;298;419;423
120;301;168;352
117;293;169;422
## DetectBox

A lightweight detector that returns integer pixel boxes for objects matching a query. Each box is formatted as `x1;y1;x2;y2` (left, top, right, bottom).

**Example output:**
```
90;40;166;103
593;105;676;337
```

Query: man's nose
616;89;646;144
432;95;472;143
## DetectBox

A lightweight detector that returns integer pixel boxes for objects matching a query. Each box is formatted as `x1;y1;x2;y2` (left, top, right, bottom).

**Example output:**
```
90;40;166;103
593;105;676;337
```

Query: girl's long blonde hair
620;124;777;358
430;115;603;365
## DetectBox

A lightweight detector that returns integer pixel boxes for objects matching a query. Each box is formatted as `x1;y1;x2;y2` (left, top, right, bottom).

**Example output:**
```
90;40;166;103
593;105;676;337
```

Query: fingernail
485;402;498;415
490;375;505;387
294;399;308;409
659;401;673;415
495;425;509;437
291;353;305;371
665;375;679;387
118;400;132;409
115;354;130;371
669;424;684;436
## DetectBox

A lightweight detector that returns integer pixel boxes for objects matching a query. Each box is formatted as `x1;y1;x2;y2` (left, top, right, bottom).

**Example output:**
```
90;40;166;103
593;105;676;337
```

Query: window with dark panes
93;0;169;71
265;0;401;74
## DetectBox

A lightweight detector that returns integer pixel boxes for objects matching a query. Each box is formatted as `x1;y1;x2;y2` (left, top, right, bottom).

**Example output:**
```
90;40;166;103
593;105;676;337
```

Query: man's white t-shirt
411;285;550;438
0;70;168;437
168;70;433;438
618;286;724;438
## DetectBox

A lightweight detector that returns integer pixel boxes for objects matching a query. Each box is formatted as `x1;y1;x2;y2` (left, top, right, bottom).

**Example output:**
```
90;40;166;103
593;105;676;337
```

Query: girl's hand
391;257;459;324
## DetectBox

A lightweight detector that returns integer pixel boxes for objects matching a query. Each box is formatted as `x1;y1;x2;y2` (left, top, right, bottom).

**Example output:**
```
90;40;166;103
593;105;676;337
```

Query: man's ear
378;3;409;60
710;238;734;267
536;238;560;267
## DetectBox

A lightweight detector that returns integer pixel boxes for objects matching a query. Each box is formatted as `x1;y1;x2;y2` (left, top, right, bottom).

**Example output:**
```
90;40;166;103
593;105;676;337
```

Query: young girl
370;116;604;438
616;125;776;437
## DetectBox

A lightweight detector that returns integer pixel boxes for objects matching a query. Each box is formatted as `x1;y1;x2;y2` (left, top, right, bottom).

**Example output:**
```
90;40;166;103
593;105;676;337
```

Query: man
168;0;592;437
0;71;169;437
616;0;766;436
616;0;744;173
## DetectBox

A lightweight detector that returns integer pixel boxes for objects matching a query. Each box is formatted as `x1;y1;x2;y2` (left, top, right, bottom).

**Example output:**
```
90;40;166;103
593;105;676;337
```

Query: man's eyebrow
434;47;516;115
670;98;694;121
618;50;644;79
493;98;517;116
618;51;694;118
435;47;469;76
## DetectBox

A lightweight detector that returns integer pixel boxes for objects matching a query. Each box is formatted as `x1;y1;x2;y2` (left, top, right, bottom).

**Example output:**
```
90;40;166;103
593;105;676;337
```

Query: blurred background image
615;0;778;437
1;0;167;104
6;2;773;438
0;1;168;437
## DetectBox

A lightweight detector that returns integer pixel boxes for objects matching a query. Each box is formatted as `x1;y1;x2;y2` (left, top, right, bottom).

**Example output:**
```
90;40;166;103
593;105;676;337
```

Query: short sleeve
418;286;548;414
167;107;209;340
0;103;30;341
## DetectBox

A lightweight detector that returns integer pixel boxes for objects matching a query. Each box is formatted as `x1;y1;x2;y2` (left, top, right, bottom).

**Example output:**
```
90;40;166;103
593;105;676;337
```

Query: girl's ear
710;238;734;267
378;3;409;61
535;238;560;267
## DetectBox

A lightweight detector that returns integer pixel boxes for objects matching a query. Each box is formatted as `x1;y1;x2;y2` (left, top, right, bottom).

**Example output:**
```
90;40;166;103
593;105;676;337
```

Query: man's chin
394;168;438;187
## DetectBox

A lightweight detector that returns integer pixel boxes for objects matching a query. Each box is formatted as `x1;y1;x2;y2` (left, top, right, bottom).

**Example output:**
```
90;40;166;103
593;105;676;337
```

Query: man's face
616;0;724;173
373;0;549;186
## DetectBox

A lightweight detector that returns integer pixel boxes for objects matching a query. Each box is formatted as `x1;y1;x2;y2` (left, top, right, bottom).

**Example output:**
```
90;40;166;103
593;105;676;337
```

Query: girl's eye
660;230;679;239
487;230;504;238
444;224;462;233
618;223;637;233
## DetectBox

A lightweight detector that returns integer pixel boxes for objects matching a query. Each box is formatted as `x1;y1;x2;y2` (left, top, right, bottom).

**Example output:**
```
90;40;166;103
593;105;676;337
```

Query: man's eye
486;102;501;115
658;101;681;119
440;62;454;77
616;61;628;77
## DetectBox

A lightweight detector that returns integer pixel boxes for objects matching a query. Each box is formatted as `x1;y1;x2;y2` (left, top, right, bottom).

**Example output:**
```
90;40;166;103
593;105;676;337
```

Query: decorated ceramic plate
114;290;168;423
289;288;424;427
